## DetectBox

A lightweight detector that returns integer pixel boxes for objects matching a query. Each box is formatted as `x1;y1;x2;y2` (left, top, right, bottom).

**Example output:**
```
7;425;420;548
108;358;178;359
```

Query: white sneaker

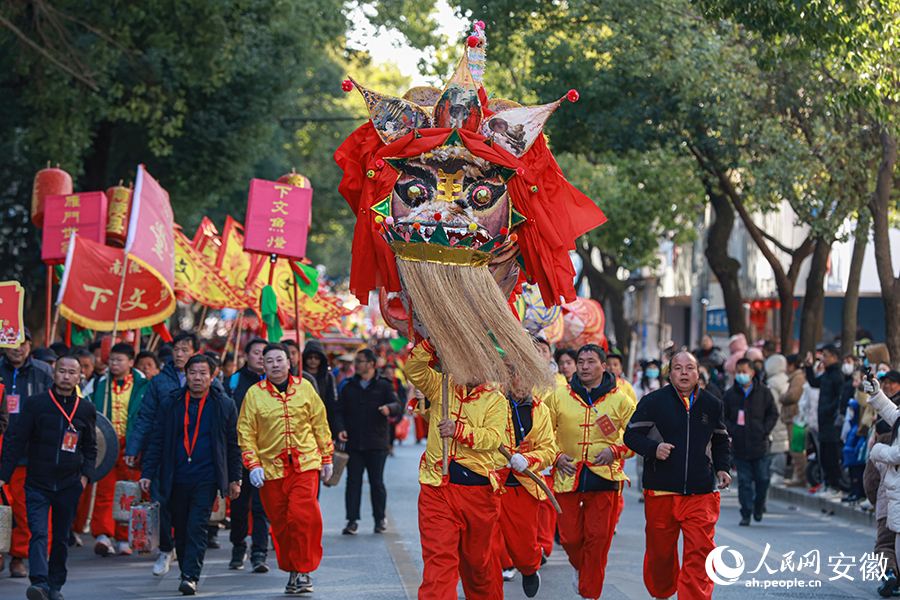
573;570;580;594
153;549;176;576
502;568;516;581
94;534;114;557
116;540;132;555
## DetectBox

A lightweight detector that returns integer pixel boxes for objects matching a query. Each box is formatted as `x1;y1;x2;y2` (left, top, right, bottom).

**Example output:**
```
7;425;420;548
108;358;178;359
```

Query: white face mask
841;363;854;376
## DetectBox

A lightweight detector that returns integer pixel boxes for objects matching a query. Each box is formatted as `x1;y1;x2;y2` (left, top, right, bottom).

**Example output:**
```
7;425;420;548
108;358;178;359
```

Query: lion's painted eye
399;180;430;207
471;185;493;207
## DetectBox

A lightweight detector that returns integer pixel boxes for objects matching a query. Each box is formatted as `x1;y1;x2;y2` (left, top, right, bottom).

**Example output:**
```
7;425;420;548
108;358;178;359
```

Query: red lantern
276;168;311;188
32;163;73;228
244;178;312;259
763;299;775;310
793;299;800;310
775;301;782;309
750;300;762;311
105;184;133;248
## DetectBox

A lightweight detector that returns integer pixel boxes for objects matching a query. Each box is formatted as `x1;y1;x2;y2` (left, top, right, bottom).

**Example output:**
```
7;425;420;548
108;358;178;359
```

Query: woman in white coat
863;378;900;550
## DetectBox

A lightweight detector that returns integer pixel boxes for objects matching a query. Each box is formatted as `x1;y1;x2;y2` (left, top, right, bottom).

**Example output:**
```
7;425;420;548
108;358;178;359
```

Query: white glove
321;464;334;482
509;453;529;473
249;467;266;488
863;377;880;397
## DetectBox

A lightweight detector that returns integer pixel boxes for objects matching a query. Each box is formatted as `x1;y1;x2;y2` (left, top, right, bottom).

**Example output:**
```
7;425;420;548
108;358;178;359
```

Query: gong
93;413;119;482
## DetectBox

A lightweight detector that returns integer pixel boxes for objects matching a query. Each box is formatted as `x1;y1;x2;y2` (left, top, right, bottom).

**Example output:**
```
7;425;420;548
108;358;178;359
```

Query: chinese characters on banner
0;281;25;348
105;185;133;247
41;192;108;264
127;165;175;291
244;178;312;259
174;228;249;310
57;235;176;330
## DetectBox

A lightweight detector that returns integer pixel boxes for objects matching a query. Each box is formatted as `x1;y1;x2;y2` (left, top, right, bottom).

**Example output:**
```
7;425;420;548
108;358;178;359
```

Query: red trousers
258;469;322;573
4;466;41;558
643;491;720;600
492;486;541;575
73;439;137;540
556;490;621;599
414;414;428;441
536;475;556;559
418;483;501;600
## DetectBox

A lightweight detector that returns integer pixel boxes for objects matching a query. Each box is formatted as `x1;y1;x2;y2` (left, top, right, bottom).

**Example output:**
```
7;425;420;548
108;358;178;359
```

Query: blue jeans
24;482;84;592
170;480;218;582
734;457;772;518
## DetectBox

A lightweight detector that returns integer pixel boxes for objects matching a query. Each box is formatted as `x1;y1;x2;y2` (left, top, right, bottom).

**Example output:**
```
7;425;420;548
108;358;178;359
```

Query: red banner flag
244;178;312;259
127;165;175;292
0;281;25;348
42;192;108;264
57;235;175;330
192;217;221;266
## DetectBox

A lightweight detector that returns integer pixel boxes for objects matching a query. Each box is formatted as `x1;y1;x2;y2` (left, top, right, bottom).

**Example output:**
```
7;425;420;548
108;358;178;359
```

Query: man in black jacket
0;355;97;600
805;344;845;496
723;358;778;526
125;332;225;576
0;327;55;577
139;355;242;596
624;351;731;600
225;337;271;572
335;349;402;535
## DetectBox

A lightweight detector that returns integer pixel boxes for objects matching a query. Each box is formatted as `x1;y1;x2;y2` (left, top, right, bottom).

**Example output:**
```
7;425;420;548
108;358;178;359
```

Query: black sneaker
49;590;64;600
297;573;313;594
286;571;300;594
342;521;358;535
753;507;763;522
26;586;50;600
207;528;220;549
178;579;197;596
739;516;751;527
229;548;247;570
251;553;269;573
374;519;387;533
880;568;899;597
522;572;541;598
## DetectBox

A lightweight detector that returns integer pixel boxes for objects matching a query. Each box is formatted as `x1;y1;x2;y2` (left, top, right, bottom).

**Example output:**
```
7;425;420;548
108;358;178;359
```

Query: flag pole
49;305;61;345
45;268;52;347
221;314;240;363
107;253;130;407
234;312;244;362
293;275;301;344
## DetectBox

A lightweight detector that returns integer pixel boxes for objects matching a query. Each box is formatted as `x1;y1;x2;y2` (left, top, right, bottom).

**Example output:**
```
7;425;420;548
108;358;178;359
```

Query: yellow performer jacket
547;372;636;494
497;395;558;500
237;376;334;480
406;342;508;490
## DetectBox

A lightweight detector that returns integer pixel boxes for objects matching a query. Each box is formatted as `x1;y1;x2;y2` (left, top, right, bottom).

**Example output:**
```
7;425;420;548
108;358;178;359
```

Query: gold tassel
396;258;553;393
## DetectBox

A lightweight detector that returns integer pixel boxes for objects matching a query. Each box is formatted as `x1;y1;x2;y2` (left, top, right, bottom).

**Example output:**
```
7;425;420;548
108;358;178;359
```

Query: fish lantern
32;163;73;228
105;183;133;248
521;283;562;334
561;297;608;350
335;22;607;390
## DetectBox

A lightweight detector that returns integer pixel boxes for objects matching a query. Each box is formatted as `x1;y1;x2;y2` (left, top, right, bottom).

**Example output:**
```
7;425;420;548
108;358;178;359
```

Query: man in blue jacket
139;354;241;596
125;332;222;576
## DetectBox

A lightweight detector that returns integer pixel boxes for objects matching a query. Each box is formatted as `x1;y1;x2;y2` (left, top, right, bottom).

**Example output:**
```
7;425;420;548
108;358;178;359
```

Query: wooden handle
498;445;562;514
442;373;450;477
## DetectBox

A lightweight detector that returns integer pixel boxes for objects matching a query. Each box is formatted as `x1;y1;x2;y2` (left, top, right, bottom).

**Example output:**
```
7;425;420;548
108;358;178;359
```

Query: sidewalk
768;479;876;528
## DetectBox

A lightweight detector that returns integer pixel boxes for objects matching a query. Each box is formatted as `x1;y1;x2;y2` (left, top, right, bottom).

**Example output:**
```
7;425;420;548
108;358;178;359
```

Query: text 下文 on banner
41;192;108;264
243;178;312;260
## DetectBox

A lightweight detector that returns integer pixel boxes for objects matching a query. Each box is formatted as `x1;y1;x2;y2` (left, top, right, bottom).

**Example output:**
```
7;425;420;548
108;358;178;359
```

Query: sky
346;0;469;86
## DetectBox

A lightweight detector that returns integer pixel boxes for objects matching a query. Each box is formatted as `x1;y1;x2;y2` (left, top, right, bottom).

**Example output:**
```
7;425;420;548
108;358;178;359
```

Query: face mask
735;373;752;386
878;371;888;379
645;369;660;379
841;364;854;376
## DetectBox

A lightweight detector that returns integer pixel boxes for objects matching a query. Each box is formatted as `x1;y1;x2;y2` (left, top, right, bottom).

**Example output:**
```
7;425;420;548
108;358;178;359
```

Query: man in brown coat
781;354;806;486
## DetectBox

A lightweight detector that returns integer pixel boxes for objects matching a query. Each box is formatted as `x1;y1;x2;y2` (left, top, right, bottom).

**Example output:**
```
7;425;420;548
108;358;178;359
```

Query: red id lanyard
184;391;209;463
48;389;80;429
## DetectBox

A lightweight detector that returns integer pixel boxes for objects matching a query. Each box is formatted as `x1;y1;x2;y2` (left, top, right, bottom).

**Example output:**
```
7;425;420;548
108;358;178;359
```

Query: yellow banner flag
175;228;249;309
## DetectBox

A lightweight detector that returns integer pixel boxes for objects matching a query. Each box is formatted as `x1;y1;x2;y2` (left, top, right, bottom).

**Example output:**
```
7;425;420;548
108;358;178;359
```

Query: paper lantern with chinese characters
244;178;312;259
560;297;608;350
521;283;562;334
105;185;133;248
42;192;108;264
32;164;73;228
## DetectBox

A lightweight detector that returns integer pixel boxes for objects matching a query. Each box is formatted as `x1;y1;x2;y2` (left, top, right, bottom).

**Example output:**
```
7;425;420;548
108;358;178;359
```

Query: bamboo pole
293;275;301;343
45;268;52;347
442;373;450;476
221;315;240;362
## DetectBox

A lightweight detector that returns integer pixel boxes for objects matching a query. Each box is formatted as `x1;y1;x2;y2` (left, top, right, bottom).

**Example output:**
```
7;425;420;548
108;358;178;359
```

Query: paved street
0;441;885;599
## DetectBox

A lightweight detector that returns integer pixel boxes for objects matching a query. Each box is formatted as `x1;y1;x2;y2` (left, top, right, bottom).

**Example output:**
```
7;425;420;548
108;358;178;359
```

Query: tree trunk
799;236;831;356
869;129;900;365
83;120;114;191
577;247;630;361
841;211;870;355
703;182;747;337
